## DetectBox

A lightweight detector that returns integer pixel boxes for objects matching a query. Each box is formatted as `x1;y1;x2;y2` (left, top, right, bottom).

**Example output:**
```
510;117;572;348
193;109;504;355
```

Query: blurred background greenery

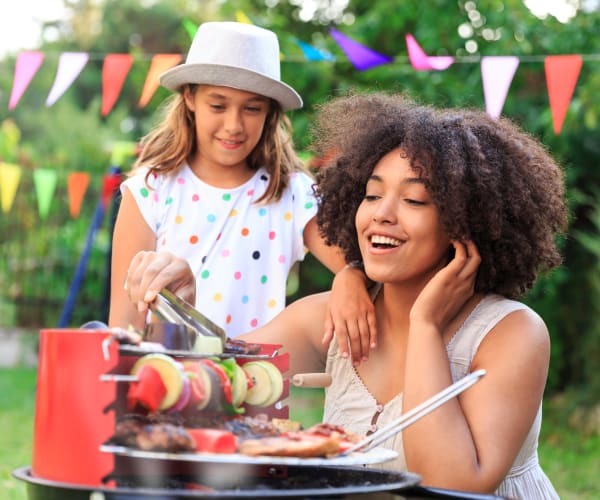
0;0;599;497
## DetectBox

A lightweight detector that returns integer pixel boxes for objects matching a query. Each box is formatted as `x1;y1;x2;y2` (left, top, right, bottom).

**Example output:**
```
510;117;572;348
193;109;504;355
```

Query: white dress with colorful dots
121;164;317;337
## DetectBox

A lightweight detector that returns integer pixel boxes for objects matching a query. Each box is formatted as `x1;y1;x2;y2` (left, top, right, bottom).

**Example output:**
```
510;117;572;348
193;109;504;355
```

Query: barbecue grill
13;328;509;500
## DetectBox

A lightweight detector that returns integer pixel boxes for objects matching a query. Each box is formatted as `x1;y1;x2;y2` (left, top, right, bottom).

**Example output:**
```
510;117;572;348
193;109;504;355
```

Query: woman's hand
125;251;196;314
323;265;377;365
410;240;480;331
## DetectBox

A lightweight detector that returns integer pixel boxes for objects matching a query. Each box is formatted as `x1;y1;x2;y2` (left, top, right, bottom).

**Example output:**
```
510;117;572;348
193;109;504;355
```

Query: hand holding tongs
150;289;227;344
341;369;486;455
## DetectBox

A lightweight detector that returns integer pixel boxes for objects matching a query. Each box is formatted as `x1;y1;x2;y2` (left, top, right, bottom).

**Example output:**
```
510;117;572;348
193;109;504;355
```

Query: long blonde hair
133;84;306;203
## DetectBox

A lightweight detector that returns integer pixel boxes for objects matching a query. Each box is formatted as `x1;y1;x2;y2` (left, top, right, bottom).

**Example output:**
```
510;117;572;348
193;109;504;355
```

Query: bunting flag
0;162;22;213
8;51;45;110
100;171;123;209
481;56;519;119
405;34;454;71
33;168;58;219
329;29;393;71
67;172;91;219
101;54;134;117
182;18;198;41
295;38;335;62
138;53;182;107
46;52;89;107
235;11;254;24
544;55;582;135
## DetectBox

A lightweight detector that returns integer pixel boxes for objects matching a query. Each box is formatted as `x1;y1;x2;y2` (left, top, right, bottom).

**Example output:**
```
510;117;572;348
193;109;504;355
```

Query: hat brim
159;64;303;111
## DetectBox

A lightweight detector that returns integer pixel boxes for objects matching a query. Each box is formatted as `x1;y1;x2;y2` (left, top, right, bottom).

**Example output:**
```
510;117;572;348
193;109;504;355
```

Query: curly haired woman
130;92;566;498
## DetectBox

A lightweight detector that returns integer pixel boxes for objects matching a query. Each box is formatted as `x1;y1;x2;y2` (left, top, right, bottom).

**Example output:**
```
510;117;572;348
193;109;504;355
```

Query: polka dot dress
121;164;317;337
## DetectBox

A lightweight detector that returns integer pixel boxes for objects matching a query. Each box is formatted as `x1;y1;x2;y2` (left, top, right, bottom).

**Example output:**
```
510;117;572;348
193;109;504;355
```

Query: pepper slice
127;364;167;411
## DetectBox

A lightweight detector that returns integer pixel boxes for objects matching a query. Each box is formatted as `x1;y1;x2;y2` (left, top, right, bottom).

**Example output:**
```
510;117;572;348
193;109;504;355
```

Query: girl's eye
210;104;225;111
245;106;264;113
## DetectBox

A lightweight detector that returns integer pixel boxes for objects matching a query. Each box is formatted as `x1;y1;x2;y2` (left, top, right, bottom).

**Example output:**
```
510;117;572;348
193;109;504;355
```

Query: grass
1;366;598;499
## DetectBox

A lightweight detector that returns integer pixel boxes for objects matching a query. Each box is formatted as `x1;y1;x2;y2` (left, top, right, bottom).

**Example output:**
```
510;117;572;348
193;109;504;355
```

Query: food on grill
109;414;361;458
129;353;184;410
224;337;262;355
238;432;340;458
186;428;238;453
243;360;284;407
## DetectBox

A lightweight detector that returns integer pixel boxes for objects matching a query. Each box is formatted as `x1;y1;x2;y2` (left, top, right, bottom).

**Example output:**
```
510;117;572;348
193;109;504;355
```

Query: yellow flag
0;162;22;213
235;11;253;24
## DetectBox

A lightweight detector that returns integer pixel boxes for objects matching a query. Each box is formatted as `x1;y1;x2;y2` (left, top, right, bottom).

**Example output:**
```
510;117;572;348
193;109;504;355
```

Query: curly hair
313;92;569;299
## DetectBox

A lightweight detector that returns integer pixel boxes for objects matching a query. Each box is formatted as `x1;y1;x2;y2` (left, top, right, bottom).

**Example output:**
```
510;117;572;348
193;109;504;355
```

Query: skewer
341;369;486;455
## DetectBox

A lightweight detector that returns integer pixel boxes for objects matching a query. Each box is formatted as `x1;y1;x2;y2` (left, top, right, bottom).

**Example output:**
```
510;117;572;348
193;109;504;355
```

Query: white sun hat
159;21;303;111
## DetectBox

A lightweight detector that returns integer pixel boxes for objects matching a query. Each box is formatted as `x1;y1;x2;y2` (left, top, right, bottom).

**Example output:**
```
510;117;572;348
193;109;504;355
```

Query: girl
110;22;374;361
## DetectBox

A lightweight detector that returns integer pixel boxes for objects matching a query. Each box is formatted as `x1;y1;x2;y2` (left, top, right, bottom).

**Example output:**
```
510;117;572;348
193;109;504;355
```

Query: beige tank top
323;292;559;499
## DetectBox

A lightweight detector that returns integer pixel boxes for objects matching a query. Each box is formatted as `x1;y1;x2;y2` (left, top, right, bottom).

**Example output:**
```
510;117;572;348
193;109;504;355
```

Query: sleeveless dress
323;293;559;500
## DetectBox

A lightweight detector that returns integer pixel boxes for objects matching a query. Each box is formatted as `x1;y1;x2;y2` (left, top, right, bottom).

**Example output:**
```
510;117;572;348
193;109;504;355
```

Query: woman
127;92;566;498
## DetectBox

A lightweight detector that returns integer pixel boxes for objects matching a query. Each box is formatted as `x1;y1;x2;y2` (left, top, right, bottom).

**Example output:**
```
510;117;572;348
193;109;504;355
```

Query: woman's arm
240;291;331;376
303;217;377;365
402;241;549;492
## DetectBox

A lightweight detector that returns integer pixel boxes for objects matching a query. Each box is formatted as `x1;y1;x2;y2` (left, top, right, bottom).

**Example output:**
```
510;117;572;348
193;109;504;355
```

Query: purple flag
9;51;44;110
330;28;393;71
481;56;519;119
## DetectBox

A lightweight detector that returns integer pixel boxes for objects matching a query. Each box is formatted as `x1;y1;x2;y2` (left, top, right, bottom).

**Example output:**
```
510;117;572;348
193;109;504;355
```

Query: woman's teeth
371;235;401;248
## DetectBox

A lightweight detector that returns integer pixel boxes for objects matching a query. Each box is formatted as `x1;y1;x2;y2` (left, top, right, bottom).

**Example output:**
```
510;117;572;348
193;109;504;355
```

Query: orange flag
138;54;182;107
67;172;91;218
544;55;582;135
101;54;134;117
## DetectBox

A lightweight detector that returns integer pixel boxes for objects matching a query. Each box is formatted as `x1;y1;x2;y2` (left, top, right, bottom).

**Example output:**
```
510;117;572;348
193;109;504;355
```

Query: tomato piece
186;428;237;454
127;364;167;411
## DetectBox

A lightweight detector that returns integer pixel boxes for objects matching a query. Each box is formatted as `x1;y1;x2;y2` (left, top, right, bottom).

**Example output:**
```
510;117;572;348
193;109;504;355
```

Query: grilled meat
135;422;196;452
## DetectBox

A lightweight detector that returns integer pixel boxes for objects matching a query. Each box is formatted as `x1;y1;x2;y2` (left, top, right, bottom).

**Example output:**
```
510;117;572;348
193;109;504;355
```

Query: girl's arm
402;241;549;492
302;217;377;365
109;188;156;330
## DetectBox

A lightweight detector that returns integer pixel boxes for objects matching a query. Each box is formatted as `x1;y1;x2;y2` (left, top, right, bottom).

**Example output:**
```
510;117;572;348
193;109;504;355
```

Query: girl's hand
323;265;377;365
410;240;480;332
125;251;196;314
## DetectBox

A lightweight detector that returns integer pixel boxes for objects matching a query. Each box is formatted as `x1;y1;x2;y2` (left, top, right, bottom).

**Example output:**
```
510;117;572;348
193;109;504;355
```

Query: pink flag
101;54;134;117
138;53;182;108
545;55;582;135
329;29;393;71
9;51;44;110
405;34;454;71
481;56;519;119
46;52;89;107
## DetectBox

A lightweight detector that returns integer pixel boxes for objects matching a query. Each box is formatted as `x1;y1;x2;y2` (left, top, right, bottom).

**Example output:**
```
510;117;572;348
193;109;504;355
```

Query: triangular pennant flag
101;172;123;209
33;168;58;219
138;53;182;107
46;52;89;107
101;54;134;117
481;56;519;119
67;172;91;219
235;11;254;24
182;18;198;41
405;34;454;71
0;162;22;213
294;38;335;62
329;29;393;71
544;55;582;135
8;51;45;110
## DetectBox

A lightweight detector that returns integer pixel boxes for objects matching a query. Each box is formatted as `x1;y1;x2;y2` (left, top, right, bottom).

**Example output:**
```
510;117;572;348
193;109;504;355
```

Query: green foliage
0;0;599;396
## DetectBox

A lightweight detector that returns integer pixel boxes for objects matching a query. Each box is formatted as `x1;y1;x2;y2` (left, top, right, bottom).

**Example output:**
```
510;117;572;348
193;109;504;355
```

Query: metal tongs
341;369;486;455
150;289;227;344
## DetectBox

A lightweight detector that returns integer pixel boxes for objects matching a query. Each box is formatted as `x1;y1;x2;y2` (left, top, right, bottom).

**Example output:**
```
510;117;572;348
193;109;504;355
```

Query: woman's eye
405;198;426;205
364;194;380;201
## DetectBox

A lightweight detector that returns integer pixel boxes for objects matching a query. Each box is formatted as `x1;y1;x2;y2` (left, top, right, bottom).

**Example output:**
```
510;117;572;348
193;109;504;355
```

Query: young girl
110;22;374;357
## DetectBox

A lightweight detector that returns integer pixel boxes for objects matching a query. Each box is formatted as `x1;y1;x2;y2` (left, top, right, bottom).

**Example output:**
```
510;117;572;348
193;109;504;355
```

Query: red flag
101;54;134;117
544;55;582;134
